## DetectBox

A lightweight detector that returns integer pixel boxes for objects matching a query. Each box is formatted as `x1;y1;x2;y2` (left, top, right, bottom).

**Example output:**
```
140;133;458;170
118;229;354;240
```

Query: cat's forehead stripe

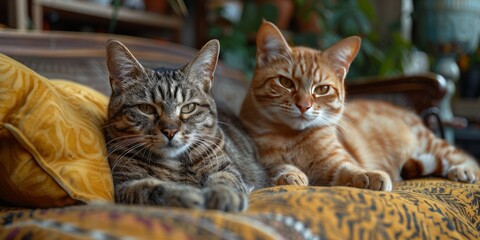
157;84;165;100
172;84;180;100
176;85;184;102
154;76;193;104
291;52;327;86
313;64;320;83
292;64;301;79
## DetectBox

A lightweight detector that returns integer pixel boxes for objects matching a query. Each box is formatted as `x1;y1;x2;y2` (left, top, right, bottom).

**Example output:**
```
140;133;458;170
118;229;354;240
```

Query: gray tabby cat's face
106;40;220;158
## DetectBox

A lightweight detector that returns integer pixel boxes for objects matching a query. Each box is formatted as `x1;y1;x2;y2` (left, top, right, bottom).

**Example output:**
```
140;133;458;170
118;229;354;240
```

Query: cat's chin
287;121;316;131
286;115;338;130
279;113;317;130
159;145;189;158
149;141;189;158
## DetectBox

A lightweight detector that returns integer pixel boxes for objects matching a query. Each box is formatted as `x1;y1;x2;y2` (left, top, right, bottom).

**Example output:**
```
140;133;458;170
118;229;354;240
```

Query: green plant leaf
238;2;260;33
207;26;223;39
357;0;376;21
350;8;372;34
259;3;279;23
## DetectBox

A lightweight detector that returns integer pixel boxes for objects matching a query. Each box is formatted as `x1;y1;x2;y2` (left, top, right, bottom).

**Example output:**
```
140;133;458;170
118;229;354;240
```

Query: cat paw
150;185;205;209
336;170;392;191
274;172;309;186
447;166;479;183
203;185;247;212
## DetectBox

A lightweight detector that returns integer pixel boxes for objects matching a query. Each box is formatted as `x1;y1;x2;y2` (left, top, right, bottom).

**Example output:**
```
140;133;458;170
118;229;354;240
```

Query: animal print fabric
1;178;479;239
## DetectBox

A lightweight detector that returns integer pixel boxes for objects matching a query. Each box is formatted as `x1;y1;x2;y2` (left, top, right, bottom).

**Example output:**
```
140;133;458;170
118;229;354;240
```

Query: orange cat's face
248;21;361;130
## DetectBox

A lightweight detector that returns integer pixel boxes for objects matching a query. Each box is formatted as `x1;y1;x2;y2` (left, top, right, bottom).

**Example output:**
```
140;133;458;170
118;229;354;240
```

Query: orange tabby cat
240;20;480;191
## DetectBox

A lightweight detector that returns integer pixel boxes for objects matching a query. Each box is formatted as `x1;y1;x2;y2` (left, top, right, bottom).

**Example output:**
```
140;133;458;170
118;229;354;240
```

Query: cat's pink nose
295;103;311;113
162;128;178;139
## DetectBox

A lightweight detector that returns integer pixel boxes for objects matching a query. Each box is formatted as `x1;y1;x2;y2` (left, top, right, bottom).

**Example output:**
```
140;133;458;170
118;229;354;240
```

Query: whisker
191;136;227;164
110;142;147;171
105;138;143;164
105;134;144;146
216;120;233;128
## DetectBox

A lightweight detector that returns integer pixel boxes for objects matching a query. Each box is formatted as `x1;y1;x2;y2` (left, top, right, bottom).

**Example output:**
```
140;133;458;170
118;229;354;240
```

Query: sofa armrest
346;73;447;114
346;73;448;137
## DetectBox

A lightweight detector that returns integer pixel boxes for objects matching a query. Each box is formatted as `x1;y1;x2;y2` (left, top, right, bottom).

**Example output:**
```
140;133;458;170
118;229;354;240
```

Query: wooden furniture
6;0;28;30
347;74;447;115
8;0;183;41
347;74;448;138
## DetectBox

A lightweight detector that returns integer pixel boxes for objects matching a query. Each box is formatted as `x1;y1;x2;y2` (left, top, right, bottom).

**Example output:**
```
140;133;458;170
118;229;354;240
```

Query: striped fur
240;21;480;191
104;40;267;212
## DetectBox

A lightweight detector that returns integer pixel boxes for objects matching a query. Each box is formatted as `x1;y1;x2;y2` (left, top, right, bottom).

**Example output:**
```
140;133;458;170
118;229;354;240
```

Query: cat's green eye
181;103;196;114
314;85;330;95
278;76;295;89
137;104;156;114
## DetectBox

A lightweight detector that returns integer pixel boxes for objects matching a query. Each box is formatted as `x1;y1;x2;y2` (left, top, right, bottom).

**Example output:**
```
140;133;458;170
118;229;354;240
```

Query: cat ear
184;39;219;91
256;20;292;68
106;40;145;92
323;36;361;81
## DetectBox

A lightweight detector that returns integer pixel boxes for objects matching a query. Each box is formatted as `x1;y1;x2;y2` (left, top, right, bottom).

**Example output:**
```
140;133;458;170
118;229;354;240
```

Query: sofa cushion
0;54;113;207
0;179;478;239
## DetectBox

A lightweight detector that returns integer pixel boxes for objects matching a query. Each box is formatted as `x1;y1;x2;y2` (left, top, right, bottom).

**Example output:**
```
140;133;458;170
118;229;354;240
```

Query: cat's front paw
274;172;309;186
447;165;479;183
203;185;247;212
335;170;392;191
150;185;205;209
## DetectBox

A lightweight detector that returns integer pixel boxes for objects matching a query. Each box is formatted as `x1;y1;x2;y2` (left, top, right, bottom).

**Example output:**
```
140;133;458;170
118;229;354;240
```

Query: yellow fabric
1;179;478;239
0;54;113;207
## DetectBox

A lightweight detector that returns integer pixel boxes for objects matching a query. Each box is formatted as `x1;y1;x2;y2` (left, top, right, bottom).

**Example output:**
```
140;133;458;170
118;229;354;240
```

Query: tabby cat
104;39;267;212
240;20;480;191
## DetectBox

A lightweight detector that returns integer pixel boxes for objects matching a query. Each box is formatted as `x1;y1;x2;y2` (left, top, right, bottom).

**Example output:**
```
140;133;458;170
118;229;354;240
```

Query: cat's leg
203;170;249;212
271;164;309;186
330;161;393;191
115;178;205;209
402;129;479;183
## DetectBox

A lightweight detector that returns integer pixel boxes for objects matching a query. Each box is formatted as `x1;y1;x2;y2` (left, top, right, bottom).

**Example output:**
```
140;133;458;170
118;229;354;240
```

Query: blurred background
0;0;418;78
1;0;480;155
2;1;478;84
1;1;478;80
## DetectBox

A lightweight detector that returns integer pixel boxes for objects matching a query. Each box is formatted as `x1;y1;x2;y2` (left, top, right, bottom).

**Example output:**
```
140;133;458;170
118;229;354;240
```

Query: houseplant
293;0;412;78
209;0;412;80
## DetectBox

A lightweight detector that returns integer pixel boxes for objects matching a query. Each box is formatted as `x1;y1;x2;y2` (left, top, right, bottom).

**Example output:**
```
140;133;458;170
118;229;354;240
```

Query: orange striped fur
240;21;480;191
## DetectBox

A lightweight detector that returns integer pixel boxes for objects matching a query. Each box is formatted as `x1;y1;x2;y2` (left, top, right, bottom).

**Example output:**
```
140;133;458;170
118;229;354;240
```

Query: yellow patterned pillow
0;54;113;207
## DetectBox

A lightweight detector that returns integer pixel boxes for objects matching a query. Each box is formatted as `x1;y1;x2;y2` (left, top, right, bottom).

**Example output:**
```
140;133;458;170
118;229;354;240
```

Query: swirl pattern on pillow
0;54;113;207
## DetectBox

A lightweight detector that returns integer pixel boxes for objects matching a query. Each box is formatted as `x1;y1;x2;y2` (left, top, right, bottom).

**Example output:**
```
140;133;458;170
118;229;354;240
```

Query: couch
1;30;479;239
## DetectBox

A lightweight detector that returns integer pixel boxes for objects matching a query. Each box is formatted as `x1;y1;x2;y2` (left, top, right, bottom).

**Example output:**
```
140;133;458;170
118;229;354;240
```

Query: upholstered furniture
1;30;479;239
